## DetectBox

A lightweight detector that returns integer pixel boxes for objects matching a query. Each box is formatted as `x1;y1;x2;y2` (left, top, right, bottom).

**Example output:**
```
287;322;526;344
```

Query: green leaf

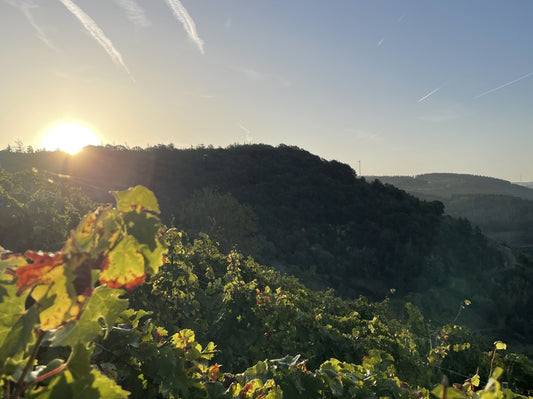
51;286;128;348
122;212;166;275
112;185;160;214
0;283;38;365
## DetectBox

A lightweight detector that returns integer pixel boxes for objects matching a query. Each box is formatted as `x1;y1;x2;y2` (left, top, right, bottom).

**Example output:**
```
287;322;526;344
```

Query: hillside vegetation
1;145;533;348
1;183;533;397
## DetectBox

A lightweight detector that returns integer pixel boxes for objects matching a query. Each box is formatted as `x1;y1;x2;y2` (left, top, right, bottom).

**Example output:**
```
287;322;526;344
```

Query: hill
2;145;533;348
365;173;533;201
368;173;533;252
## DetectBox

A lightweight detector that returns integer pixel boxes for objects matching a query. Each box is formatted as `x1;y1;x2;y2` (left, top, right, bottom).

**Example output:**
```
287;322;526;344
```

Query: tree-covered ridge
1;185;532;397
0;145;445;298
1;146;533;349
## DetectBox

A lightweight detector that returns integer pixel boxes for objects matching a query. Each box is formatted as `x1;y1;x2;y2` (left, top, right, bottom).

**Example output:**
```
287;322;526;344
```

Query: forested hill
0;145;444;296
2;145;533;345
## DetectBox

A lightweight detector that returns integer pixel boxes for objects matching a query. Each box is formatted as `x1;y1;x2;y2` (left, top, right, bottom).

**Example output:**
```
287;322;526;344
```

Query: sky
1;1;533;181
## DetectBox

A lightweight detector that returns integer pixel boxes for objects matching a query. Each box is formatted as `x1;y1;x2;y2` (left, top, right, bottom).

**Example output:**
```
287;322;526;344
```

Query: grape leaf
67;208;123;257
122;212;166;275
99;235;146;289
13;251;81;331
112;185;160;214
15;251;65;295
30;266;80;331
0;283;38;365
51;286;128;348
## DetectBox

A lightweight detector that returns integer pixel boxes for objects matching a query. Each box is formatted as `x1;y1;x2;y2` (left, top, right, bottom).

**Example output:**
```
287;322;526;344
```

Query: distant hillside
515;181;533;190
366;173;533;201
369;173;533;251
3;145;533;344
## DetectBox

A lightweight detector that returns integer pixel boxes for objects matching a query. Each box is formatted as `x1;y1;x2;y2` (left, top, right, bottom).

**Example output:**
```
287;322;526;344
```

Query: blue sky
1;1;533;180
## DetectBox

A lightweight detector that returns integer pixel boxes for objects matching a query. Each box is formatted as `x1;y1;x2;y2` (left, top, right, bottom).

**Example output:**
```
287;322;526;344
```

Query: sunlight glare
41;123;101;154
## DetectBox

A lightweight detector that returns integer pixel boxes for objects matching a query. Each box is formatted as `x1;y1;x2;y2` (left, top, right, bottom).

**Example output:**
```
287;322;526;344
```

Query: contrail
164;0;205;54
113;0;151;28
474;71;533;99
417;84;444;103
58;0;134;80
4;0;55;49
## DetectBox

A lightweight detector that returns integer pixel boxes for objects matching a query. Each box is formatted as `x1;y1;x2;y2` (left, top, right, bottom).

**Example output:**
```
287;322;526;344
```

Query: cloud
58;0;133;80
474;71;533;99
4;0;55;49
113;0;151;27
164;0;205;54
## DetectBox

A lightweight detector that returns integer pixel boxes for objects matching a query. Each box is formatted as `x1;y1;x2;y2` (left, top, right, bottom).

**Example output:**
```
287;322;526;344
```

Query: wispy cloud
4;0;55;49
113;0;151;28
164;0;204;54
58;0;133;80
474;71;533;99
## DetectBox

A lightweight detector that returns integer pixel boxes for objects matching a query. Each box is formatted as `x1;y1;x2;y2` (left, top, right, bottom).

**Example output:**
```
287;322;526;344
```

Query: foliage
1;185;532;398
0;168;94;252
0;185;165;398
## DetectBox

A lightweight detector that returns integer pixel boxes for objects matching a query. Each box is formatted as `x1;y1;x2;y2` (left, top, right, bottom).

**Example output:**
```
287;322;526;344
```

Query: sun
41;123;101;154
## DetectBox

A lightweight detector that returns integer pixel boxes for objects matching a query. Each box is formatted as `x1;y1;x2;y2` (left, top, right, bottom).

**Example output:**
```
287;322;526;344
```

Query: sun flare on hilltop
41;123;101;154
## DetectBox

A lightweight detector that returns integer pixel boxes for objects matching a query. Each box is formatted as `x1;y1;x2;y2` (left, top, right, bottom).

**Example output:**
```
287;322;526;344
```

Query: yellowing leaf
99;236;146;290
171;329;196;350
68;208;123;256
494;341;507;350
51;286;128;348
31;267;80;331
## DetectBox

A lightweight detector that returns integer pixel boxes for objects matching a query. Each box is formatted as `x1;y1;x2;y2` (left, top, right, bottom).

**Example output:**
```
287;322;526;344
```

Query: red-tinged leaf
15;250;65;294
98;236;146;290
207;364;221;381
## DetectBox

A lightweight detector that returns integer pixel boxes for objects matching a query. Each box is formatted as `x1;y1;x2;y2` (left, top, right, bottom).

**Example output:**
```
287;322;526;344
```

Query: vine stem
14;329;45;399
489;347;496;380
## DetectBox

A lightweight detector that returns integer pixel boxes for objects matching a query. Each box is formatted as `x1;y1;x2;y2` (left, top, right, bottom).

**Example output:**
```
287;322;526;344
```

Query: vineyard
1;185;532;398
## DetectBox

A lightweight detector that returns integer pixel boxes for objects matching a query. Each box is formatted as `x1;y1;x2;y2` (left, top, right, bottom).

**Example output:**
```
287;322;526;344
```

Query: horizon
2;1;533;181
3;143;533;185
